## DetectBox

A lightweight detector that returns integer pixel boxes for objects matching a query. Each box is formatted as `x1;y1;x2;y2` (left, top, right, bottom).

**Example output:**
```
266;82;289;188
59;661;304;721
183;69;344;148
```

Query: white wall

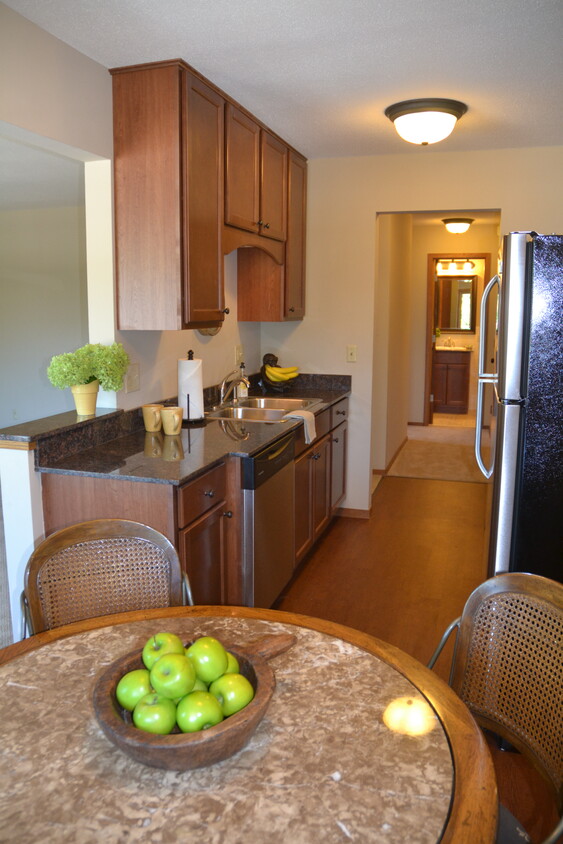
0;204;88;426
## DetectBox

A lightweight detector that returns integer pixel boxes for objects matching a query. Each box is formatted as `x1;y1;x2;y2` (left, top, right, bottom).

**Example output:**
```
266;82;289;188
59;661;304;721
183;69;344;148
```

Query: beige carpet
388;422;489;483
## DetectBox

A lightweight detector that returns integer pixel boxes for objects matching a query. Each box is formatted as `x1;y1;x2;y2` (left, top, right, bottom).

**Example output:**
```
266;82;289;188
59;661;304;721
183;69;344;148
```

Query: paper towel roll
178;358;204;421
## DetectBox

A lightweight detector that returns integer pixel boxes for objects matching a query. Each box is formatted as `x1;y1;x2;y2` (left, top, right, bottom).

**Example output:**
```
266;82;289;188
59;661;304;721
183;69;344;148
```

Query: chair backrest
24;519;184;634
450;572;563;814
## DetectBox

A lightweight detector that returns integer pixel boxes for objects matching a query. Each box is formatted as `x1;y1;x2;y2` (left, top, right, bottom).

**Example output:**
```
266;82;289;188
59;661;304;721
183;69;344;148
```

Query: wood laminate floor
276;476;558;844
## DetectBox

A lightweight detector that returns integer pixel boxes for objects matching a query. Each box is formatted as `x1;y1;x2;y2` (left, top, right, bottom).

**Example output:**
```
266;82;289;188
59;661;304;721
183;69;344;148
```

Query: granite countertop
0;615;453;843
0;380;350;487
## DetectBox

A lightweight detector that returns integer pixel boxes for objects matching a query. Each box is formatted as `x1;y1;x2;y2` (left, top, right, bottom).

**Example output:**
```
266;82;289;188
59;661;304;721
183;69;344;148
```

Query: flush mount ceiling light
442;217;474;234
384;98;467;145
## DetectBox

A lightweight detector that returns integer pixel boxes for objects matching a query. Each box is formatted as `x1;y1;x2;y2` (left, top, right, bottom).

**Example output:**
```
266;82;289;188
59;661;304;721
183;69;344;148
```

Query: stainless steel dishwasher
241;433;295;608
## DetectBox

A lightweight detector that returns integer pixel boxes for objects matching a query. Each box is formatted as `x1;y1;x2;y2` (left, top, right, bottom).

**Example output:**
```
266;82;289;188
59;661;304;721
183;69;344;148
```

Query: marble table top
0;615;453;843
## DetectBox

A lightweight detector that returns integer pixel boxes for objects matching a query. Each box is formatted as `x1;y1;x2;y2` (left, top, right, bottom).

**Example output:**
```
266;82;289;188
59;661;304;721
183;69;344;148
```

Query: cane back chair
428;572;563;844
22;519;193;636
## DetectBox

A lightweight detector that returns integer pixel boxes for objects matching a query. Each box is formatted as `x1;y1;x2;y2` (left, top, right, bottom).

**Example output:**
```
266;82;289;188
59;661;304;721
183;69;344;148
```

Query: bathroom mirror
434;275;476;333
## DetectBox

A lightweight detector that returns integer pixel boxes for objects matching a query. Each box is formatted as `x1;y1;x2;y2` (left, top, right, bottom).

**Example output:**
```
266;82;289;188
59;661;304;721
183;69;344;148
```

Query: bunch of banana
264;364;299;383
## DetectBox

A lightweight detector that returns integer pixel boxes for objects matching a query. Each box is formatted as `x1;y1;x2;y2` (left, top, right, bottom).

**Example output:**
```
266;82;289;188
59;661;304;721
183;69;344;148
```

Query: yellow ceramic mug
162;435;184;461
142;404;163;432
161;406;183;436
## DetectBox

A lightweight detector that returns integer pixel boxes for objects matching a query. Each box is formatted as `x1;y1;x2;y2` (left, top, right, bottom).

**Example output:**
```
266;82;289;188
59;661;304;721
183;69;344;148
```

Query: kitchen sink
206;406;290;423
237;397;322;410
206;396;323;423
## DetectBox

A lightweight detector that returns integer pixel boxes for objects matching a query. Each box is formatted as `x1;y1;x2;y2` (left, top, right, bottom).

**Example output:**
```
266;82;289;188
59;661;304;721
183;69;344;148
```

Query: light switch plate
235;345;244;365
125;362;140;392
346;345;357;363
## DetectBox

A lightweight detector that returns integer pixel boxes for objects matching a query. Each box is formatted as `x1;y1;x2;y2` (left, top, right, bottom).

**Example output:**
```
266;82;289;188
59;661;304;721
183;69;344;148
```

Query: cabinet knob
333;437;339;443
223;307;230;315
336;410;346;416
204;490;215;498
288;306;295;312
255;220;263;226
312;452;321;460
223;510;233;518
263;222;270;229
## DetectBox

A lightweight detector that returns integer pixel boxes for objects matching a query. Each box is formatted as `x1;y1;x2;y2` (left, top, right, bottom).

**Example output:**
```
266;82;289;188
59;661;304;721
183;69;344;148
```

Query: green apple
186;636;228;684
116;668;152;712
225;651;239;674
209;672;255;716
132;692;177;734
149;653;196;699
142;631;185;669
176;691;224;733
192;676;209;692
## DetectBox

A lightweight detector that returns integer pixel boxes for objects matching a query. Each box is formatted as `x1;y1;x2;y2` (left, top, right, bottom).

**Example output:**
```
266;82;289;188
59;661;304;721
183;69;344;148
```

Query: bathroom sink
436;345;471;351
206;407;289;423
237;397;322;410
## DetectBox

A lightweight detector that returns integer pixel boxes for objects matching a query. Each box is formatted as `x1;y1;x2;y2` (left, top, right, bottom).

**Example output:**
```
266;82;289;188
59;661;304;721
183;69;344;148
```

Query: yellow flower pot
70;380;99;416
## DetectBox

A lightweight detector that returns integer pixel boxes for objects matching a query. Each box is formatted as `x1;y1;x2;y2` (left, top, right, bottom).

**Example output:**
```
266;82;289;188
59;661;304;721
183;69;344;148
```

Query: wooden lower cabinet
294;398;349;565
432;350;470;413
41;457;243;607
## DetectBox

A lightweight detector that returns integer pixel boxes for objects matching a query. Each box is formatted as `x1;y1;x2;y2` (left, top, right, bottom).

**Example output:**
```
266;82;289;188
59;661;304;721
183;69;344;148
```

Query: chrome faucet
220;368;250;404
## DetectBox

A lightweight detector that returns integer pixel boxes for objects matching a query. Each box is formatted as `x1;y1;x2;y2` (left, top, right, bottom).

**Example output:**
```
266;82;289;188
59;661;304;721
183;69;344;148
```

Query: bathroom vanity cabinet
432;349;471;413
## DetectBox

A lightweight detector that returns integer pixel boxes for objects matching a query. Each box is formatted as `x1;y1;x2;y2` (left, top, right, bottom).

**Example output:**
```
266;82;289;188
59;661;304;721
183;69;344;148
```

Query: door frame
424;252;491;425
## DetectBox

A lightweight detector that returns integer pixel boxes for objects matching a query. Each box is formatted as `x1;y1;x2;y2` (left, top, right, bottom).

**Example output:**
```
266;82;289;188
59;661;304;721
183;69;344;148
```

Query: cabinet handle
223;510;233;518
223;307;230;315
336;410;346;416
204;490;215;498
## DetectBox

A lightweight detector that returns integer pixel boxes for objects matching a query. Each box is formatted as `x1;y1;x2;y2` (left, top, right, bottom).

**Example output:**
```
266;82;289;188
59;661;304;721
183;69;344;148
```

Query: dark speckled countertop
0;376;350;487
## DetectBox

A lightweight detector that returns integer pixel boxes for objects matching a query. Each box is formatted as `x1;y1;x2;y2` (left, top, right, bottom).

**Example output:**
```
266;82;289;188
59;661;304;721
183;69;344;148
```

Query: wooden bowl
93;632;296;770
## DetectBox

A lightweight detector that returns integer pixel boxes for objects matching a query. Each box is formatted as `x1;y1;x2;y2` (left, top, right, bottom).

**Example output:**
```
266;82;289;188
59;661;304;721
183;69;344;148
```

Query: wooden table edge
0;605;498;843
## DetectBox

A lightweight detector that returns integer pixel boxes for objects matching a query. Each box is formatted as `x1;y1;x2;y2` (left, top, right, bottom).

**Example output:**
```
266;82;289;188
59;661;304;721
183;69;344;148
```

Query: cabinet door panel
294;449;313;564
184;74;225;324
260;131;287;242
446;363;469;409
331;421;347;512
224;105;260;234
312;436;331;542
179;502;227;604
285;151;306;318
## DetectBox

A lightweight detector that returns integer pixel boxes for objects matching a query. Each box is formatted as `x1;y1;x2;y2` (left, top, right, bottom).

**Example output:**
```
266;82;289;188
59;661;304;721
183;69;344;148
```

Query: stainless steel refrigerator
475;231;562;581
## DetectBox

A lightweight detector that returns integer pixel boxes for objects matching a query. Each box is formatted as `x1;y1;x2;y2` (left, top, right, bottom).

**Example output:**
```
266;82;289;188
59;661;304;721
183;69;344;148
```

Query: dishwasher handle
241;433;295;490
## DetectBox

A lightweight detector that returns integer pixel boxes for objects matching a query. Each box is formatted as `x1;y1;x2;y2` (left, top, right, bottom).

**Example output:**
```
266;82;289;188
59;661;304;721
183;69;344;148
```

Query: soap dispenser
237;362;248;399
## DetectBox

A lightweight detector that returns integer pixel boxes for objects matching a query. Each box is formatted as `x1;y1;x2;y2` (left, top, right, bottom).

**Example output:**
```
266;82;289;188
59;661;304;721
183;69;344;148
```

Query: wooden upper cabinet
225;105;287;242
111;62;225;330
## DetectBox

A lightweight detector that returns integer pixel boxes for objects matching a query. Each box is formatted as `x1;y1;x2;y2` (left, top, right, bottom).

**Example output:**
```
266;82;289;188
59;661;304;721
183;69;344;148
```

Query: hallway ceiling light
442;217;474;234
384;98;467;145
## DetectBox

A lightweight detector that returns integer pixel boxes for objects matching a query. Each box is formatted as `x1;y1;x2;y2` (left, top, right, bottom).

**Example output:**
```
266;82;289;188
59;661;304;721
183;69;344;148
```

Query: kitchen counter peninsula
0;384;349;487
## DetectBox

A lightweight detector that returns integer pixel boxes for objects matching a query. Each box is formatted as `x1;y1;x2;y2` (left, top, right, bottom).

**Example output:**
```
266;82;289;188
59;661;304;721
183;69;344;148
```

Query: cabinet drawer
294;408;331;457
331;398;349;428
177;462;227;528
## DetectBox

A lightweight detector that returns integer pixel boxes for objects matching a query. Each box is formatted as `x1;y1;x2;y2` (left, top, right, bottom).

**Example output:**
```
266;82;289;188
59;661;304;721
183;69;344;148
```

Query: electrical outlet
125;362;140;392
235;344;244;365
346;345;358;363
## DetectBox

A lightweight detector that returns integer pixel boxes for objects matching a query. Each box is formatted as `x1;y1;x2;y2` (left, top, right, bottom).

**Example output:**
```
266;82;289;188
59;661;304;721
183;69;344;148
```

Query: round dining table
0;606;497;843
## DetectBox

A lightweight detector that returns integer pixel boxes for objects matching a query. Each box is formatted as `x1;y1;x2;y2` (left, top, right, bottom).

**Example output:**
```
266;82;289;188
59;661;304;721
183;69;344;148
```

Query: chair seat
496;804;531;844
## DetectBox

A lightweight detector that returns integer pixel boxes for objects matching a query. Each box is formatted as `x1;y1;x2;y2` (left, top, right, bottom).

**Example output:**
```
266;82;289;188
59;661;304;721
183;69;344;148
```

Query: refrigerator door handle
478;274;499;378
474;274;499;479
475;379;494;478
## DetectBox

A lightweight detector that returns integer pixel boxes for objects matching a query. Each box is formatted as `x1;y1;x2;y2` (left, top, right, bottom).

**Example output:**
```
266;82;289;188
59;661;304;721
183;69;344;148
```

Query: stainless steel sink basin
206;396;323;423
237;397;322;410
206;406;289;423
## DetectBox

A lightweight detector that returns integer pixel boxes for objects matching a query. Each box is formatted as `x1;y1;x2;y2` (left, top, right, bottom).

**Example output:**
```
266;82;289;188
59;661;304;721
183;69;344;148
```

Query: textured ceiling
3;0;563;159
